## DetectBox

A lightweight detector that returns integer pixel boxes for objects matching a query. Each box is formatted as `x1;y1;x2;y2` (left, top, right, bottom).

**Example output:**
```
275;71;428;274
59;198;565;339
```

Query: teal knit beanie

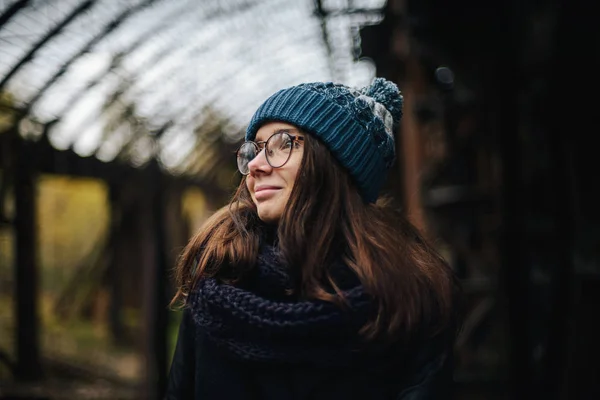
245;78;403;203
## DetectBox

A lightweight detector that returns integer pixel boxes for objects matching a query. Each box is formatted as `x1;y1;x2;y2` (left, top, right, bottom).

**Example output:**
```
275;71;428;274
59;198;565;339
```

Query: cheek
283;154;302;184
245;178;257;202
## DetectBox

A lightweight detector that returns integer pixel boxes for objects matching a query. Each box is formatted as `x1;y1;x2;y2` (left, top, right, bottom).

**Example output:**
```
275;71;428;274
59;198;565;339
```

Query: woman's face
245;122;304;224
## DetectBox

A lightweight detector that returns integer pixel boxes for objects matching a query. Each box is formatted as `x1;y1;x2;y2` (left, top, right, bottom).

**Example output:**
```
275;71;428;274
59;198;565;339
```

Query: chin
256;201;284;224
253;195;286;224
257;209;282;224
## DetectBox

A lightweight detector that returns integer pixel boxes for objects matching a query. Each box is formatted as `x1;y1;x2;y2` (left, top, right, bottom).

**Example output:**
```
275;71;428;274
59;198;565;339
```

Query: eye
268;133;291;150
281;137;293;149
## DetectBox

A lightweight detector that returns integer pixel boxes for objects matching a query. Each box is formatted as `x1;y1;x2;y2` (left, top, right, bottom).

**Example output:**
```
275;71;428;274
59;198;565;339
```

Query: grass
0;293;184;383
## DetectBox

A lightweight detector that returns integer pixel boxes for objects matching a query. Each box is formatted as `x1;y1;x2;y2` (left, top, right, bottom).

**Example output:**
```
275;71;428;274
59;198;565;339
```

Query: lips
254;185;281;200
255;185;281;192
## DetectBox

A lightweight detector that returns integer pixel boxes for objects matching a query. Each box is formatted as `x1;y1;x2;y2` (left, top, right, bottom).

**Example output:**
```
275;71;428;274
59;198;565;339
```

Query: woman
165;78;462;399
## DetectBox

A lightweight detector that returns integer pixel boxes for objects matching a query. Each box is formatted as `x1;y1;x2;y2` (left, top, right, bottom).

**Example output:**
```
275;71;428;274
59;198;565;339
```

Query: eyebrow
255;128;302;142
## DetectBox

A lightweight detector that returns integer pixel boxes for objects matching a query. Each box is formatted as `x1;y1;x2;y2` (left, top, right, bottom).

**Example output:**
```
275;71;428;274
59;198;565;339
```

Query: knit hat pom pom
362;78;403;122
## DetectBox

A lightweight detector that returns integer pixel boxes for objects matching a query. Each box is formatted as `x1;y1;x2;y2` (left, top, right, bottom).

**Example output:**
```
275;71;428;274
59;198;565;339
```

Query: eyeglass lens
236;132;294;175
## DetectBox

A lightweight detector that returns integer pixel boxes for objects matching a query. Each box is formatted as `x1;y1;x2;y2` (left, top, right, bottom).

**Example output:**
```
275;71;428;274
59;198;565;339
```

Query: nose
247;148;272;175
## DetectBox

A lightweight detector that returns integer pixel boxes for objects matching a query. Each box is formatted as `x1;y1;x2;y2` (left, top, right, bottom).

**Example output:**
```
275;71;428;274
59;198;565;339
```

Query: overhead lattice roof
0;0;386;179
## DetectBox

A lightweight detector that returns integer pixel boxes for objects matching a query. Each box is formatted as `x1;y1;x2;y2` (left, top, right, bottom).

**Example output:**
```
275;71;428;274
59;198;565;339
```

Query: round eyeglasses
236;131;304;175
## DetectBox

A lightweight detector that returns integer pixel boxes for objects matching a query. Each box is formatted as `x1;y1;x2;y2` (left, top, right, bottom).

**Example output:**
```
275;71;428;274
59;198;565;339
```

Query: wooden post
399;56;428;233
140;161;169;399
107;181;126;345
13;133;42;380
493;3;531;397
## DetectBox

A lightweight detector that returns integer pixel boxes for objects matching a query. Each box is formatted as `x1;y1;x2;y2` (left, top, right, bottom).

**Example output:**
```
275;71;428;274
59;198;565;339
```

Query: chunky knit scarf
188;244;378;366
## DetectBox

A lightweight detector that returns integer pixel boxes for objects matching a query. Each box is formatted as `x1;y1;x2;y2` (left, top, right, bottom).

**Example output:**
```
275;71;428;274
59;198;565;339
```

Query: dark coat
165;308;455;399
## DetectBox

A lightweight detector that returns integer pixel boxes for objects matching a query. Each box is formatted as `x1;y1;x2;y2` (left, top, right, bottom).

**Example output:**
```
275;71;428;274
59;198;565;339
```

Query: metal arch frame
0;0;95;93
21;0;163;113
66;0;301;153
50;14;206;148
29;0;196;121
41;0;258;147
0;0;31;30
2;0;385;173
82;0;289;124
33;0;259;120
58;12;236;153
95;46;247;169
139;1;330;124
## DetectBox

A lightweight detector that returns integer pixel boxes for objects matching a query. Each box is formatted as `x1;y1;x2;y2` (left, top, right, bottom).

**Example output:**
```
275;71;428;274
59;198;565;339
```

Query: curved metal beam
23;0;161;112
0;0;95;92
48;1;200;123
88;10;320;146
87;41;257;151
59;27;208;148
56;0;287;132
55;5;193;117
66;1;267;148
0;0;31;30
43;0;370;174
113;119;173;162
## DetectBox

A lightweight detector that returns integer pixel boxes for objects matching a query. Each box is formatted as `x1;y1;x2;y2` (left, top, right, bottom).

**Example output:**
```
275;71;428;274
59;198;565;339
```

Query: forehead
255;121;300;141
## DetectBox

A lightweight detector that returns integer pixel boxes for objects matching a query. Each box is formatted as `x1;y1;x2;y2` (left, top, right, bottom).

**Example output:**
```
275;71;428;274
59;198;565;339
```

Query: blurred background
0;0;597;399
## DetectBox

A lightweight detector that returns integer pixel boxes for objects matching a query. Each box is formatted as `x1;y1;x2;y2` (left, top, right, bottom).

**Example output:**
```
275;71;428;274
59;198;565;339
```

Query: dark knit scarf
188;243;378;366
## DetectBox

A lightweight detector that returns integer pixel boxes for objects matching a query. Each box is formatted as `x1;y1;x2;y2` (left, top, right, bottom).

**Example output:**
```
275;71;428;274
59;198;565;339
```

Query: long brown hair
172;133;460;340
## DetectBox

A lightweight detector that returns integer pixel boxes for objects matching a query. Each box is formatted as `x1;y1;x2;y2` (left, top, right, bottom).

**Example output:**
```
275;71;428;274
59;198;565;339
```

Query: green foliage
37;175;109;290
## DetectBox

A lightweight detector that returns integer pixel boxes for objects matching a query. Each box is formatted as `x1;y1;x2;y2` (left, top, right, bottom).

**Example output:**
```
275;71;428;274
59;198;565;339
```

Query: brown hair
171;134;460;340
